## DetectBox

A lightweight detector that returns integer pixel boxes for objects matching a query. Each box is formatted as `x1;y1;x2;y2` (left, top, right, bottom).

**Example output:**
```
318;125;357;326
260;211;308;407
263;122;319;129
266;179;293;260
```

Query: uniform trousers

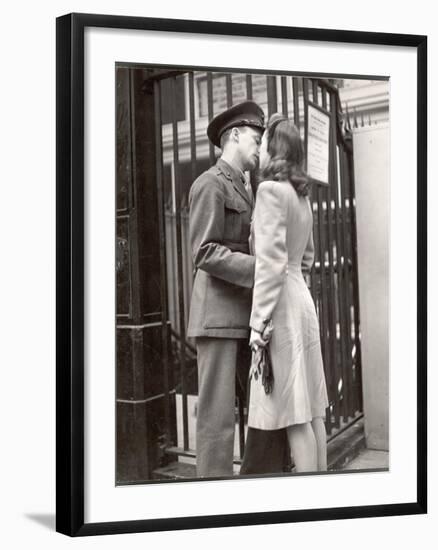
196;337;240;477
195;337;292;478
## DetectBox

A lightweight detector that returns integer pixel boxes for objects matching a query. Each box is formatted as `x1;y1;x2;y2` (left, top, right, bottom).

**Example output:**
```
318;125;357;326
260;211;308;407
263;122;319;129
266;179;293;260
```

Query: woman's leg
311;417;328;471
286;422;317;472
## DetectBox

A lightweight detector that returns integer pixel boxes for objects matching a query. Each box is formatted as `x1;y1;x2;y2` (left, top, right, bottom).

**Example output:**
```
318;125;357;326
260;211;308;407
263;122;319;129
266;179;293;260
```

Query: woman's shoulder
257;179;294;199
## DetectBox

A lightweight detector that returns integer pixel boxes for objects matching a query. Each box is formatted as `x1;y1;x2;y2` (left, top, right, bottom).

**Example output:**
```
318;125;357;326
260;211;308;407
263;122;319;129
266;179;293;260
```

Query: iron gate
153;70;363;463
116;67;363;481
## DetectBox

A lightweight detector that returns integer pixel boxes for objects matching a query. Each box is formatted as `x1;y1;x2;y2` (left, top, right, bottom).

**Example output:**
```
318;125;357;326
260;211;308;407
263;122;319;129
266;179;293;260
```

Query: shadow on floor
25;513;56;531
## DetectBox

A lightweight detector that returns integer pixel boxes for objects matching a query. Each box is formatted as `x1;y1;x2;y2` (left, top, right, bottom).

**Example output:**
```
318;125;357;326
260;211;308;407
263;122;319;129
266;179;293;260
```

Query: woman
245;113;329;473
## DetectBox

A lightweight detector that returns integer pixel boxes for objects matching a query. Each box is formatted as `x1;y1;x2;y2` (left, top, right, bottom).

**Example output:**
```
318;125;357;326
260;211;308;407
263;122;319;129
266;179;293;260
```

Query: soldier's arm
189;176;255;288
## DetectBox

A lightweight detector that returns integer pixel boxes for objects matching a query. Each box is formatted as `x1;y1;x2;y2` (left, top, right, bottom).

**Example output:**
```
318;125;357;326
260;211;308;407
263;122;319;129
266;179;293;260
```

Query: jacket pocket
224;198;247;241
224;197;247;213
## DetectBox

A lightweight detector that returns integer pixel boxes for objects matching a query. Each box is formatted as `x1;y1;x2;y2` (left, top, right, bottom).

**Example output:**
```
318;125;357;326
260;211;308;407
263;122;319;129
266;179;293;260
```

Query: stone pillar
353;124;389;451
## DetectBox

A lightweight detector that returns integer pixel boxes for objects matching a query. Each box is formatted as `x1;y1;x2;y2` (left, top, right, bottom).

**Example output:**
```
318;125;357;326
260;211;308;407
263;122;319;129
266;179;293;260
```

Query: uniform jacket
187;158;255;338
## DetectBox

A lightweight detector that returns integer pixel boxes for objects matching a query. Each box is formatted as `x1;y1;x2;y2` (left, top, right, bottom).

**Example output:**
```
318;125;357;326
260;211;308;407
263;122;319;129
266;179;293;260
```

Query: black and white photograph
116;67;391;484
2;1;433;546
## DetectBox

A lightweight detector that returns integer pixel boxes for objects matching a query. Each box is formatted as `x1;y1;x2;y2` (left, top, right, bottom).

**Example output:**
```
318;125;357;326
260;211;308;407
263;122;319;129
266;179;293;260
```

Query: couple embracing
187;100;329;478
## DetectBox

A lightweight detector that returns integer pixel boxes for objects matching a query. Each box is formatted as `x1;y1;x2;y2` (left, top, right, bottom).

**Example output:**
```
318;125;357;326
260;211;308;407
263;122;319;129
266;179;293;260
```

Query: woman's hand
250;328;268;351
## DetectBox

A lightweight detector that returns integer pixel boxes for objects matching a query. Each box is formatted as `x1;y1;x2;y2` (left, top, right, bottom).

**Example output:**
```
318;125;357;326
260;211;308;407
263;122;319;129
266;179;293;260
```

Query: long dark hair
261;113;310;196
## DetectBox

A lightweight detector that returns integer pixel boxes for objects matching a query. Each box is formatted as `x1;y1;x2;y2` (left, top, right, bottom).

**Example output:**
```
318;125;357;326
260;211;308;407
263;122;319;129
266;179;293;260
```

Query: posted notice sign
307;104;330;185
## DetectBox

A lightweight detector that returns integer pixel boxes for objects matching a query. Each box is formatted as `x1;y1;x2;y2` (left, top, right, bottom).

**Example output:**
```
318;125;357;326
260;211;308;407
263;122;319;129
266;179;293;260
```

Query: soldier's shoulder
191;166;224;194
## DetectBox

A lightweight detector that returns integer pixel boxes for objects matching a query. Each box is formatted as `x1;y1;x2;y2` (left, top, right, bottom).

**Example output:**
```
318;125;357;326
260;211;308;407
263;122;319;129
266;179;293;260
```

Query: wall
353;124;390;450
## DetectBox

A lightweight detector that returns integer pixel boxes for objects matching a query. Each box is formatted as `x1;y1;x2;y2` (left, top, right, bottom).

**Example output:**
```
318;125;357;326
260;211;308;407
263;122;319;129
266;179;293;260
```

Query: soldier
187;100;264;477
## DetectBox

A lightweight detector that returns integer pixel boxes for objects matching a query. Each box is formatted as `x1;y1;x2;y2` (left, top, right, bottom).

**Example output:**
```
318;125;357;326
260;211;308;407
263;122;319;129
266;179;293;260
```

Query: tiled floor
345;449;389;470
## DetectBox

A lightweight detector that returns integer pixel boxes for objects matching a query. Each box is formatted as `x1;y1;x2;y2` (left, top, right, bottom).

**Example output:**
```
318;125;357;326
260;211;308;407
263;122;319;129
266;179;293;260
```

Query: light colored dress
248;180;329;430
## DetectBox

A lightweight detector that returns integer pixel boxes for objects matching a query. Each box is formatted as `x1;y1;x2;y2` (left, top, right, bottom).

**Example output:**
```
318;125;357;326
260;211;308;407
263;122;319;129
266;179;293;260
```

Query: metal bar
266;75;277;117
321;86;341;428
312;79;318;103
338;149;358;416
346;149;362;412
316;166;332;426
317;78;341;95
313;201;332;433
246;74;253;100
154;79;172;447
339;144;355;417
326;197;341;428
318;85;323;107
206;73;215;164
342;146;360;414
168;210;179;334
318;85;335;430
182;210;191;331
187;74;197;323
346;207;360;412
345;104;352;132
226;73;233;108
188;72;197;183
292;77;300;128
321;86;327;110
302;78;309;150
330;91;349;422
170;76;189;451
280;76;288;116
346;140;364;412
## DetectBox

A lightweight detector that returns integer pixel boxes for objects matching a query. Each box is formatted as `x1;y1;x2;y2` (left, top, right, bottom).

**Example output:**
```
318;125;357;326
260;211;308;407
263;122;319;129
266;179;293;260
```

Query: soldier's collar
215;158;245;183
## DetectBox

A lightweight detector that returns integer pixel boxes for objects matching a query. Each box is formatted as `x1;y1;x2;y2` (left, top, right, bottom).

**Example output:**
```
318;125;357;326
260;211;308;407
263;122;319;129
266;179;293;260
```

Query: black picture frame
56;12;427;537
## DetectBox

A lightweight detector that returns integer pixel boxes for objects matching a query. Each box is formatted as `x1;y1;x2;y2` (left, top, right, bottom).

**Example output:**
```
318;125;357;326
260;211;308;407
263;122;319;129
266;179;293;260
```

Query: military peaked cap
207;100;265;148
